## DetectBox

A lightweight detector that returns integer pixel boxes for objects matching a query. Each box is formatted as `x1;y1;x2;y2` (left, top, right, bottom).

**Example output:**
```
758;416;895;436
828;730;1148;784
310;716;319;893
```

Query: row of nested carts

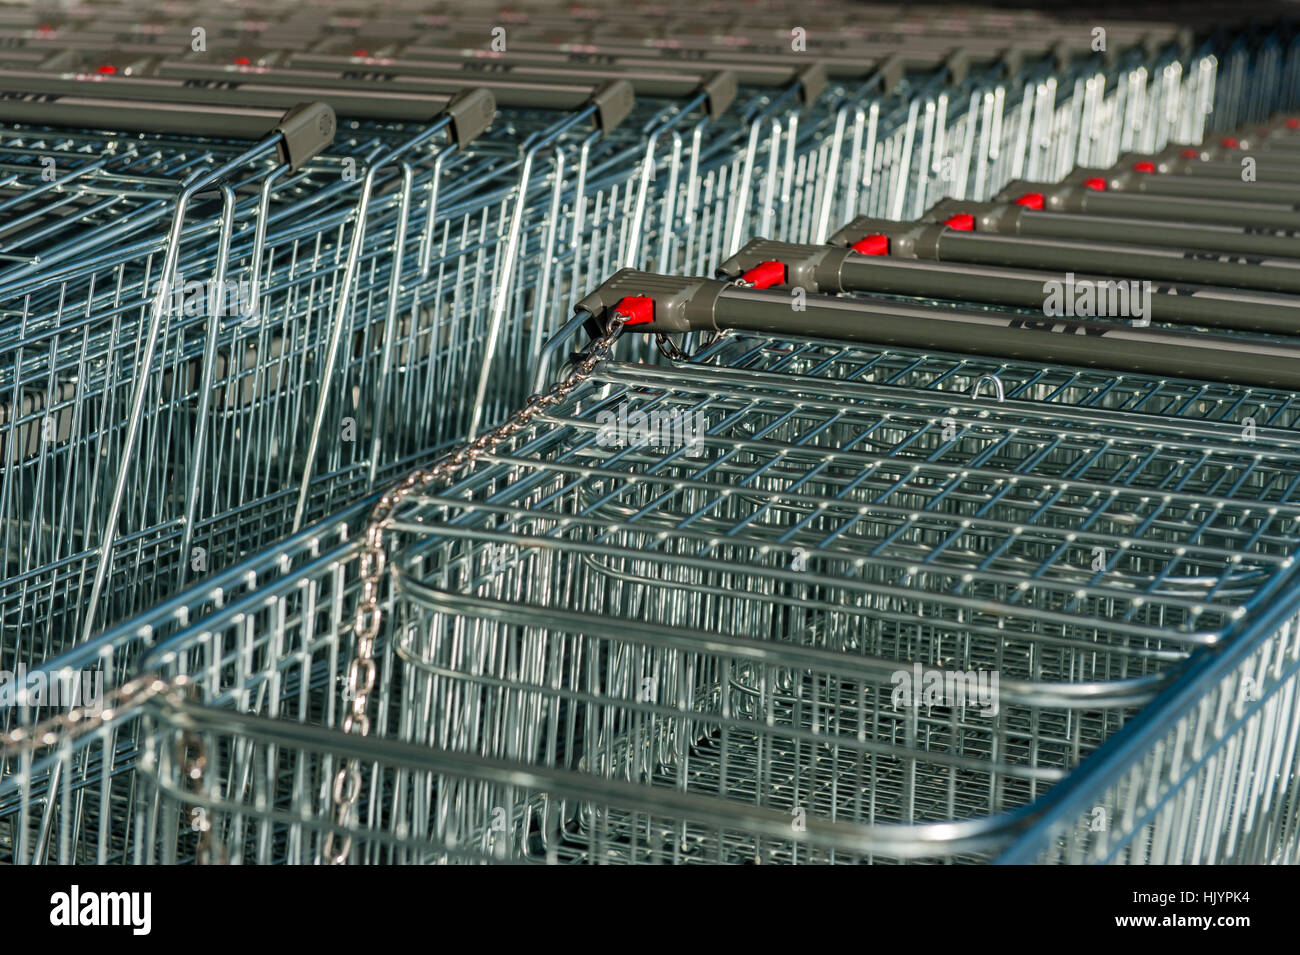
2;0;1300;865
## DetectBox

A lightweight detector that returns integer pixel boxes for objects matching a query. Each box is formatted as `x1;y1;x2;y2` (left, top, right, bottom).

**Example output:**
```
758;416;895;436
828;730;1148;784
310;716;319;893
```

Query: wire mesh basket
9;331;1300;863
0;7;1202;655
3;0;1298;868
0;23;1015;651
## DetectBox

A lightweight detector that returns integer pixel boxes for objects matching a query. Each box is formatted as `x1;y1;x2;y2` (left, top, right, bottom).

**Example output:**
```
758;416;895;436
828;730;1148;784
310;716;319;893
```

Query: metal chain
654;332;685;362
1;672;220;863
322;313;629;865
0;673;188;754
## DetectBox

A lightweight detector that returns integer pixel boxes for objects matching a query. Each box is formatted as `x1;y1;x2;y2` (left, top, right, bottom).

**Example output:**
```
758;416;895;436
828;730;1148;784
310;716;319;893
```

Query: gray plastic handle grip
0;92;335;169
578;269;1300;390
282;49;737;109
0;68;459;124
154;59;608;111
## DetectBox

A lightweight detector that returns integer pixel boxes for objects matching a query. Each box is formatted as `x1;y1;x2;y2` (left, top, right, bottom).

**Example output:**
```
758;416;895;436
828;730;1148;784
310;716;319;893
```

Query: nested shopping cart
8;268;1300;863
0;72;511;648
0;32;840;647
0;56;798;651
691;330;1300;866
136;33;1106;419
2;0;1289;867
0;11;1130;652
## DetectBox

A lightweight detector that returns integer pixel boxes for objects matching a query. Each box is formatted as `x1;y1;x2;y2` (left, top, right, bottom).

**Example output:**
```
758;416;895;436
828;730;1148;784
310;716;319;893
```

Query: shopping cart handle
1051;40;1075;73
0;67;472;126
874;54;906;96
575;269;724;335
590;79;636;131
443;87;497;150
715;239;854;292
722;232;1300;334
0;92;335;169
795;62;827;106
944;49;970;86
577;268;1300;390
270;48;740;115
700;70;738;121
273;101;337;170
997;47;1024;79
992;174;1300;232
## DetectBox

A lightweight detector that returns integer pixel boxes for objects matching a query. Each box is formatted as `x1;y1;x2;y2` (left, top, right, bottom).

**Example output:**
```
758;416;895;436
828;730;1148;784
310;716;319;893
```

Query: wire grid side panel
143;701;925;865
119;535;956;865
0;511;364;864
838;50;1200;221
0;124;424;644
696;334;1300;431
1211;38;1300;133
0;112;566;646
1016;607;1300;864
0;153;294;645
391;556;1112;843
129;534;1027;865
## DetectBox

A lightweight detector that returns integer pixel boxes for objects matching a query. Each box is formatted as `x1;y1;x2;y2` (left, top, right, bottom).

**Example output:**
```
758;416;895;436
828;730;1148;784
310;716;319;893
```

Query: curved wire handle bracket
970;373;1006;402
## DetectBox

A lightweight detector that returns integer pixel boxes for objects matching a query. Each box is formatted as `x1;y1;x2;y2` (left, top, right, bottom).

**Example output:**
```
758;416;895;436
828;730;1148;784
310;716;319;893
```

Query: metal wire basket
0;19;1030;653
9;325;1298;863
0;14;1193;659
0;46;863;648
1;0;1294;867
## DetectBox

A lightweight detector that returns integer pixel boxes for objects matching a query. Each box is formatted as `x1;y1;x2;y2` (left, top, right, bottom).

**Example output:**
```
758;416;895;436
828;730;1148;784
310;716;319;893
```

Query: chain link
654;332;685;362
321;313;628;864
173;680;228;865
0;673;190;755
1;672;220;863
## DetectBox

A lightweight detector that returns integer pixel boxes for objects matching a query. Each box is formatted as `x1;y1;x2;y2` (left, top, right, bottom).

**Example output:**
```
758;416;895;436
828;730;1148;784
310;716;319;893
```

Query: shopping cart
182;31;1112;430
684;332;1300;867
0;8;1102;650
3;0;1294;866
9;264;1300;863
0;71;504;649
0;56;801;650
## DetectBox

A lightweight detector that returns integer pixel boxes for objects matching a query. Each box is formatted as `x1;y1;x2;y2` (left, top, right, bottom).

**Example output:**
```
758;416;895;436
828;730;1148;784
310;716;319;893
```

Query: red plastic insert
234;56;252;65
613;296;654;326
96;64;116;74
1288;118;1300;130
1132;160;1156;173
851;234;890;255
1220;136;1240;149
1013;192;1045;210
1083;177;1107;191
943;213;975;231
741;261;787;289
1181;148;1200;158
